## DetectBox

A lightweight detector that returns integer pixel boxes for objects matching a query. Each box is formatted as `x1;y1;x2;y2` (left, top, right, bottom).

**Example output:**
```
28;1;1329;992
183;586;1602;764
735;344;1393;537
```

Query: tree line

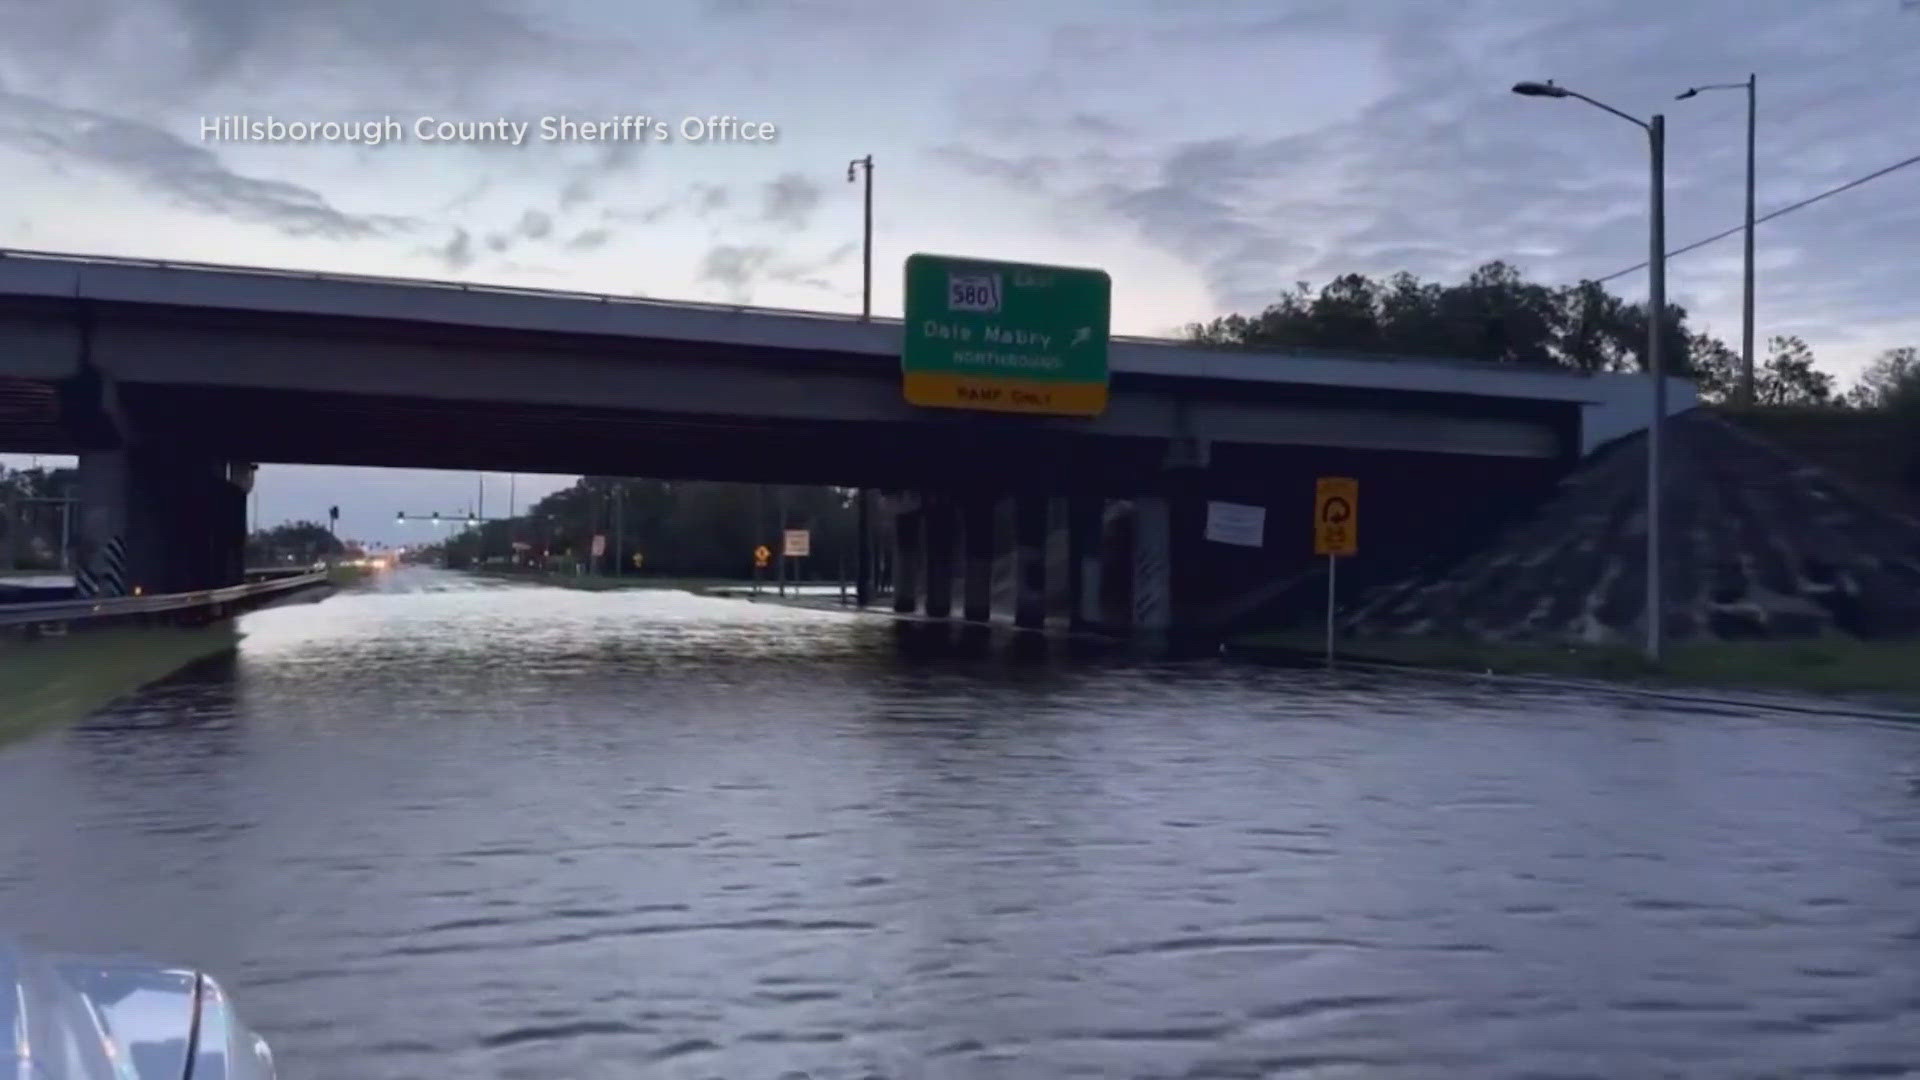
417;479;861;579
1184;260;1919;411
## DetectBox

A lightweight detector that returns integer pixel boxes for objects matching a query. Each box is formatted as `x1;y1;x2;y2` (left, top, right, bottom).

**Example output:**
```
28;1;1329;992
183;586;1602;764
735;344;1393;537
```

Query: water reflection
0;567;1916;1079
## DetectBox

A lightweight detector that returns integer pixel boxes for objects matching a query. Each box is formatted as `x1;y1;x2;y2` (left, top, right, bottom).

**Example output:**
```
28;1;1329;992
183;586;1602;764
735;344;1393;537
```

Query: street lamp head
1512;80;1570;98
1676;87;1700;100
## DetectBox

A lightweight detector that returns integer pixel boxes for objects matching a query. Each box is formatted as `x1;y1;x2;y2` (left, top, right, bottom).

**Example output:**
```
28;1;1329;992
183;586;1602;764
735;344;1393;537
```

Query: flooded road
2;567;1918;1079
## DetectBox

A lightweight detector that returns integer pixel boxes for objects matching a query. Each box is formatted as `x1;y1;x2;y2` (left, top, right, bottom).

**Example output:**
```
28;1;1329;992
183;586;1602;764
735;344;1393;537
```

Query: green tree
1754;335;1835;406
1186;262;1700;378
245;520;344;565
1845;346;1920;409
1686;332;1742;404
497;478;857;579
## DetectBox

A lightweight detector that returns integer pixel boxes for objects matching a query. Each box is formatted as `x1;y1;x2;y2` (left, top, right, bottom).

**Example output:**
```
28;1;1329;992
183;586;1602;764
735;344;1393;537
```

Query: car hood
2;939;274;1080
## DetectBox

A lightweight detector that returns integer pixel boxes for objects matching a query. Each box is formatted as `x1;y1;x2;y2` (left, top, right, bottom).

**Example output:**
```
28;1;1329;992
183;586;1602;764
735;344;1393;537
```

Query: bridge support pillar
1014;494;1047;630
961;495;994;623
854;488;873;607
923;498;956;619
891;505;922;614
74;447;249;598
1131;496;1172;635
1068;496;1104;631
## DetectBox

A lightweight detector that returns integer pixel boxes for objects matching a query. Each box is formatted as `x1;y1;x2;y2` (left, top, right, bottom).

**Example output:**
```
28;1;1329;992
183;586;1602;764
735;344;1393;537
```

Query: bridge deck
0;247;1622;405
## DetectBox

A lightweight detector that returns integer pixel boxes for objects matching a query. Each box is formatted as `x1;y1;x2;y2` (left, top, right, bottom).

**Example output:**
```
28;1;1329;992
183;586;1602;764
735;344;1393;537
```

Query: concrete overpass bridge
0;248;1694;636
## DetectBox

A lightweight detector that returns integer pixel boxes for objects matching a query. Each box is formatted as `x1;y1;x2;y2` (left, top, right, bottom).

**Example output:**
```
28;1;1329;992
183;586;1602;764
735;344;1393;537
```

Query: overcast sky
3;0;1917;545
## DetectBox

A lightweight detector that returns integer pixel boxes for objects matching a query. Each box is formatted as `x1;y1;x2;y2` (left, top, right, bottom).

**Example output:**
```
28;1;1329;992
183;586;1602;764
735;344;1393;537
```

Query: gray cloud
433;228;475;270
0;82;411;240
765;240;859;291
933;0;1920;371
693;184;730;215
559;176;595;210
699;244;775;302
0;0;583;101
517;209;553;240
567;228;613;251
605;202;675;226
761;173;823;229
551;142;642;214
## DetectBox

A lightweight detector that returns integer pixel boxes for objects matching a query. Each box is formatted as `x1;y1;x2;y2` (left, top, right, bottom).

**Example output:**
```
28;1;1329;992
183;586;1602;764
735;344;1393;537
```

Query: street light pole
847;154;875;605
1647;113;1667;662
1513;79;1668;663
1677;74;1757;406
847;155;873;321
1742;74;1755;406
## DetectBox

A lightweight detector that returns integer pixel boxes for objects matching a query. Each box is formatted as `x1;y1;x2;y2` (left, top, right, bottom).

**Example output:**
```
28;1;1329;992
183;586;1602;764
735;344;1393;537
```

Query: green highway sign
901;253;1111;416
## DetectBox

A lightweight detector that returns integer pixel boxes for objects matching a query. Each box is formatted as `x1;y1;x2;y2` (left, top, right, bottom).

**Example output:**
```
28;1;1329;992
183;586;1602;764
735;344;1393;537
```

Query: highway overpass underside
887;442;1564;639
1;374;1571;632
0;368;1566;626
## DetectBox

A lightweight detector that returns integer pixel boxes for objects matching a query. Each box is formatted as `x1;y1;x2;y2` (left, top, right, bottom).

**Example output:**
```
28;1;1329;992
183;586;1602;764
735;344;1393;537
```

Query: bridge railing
0;570;329;630
0;245;1625;378
0;245;1196;347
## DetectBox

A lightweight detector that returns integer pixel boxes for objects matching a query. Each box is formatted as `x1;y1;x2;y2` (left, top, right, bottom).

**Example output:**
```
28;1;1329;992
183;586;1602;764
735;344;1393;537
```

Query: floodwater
2;567;1917;1079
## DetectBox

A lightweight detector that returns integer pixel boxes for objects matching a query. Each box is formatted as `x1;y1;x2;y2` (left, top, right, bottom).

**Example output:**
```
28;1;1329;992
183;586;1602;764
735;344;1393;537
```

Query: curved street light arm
1564;90;1651;132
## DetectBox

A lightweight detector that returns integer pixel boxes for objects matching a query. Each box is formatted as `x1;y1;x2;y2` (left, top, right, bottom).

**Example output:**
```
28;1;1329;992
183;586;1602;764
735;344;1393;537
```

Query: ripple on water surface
2;567;1919;1079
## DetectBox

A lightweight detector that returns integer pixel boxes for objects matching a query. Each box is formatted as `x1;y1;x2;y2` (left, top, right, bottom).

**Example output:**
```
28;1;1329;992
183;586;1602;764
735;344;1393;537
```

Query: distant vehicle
2;939;275;1078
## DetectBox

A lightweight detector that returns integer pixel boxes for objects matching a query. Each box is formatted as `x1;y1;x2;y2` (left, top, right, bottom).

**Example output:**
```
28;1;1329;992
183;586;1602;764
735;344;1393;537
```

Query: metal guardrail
0;570;329;629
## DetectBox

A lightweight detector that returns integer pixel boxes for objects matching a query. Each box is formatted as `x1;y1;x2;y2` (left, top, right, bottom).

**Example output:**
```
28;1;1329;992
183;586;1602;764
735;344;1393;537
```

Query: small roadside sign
1314;477;1358;668
754;545;771;569
591;533;607;557
1204;501;1265;547
783;529;811;558
1313;478;1357;557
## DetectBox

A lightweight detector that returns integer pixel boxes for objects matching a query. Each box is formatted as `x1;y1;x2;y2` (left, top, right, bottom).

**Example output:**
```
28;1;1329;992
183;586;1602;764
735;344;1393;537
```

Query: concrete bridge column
1067;496;1104;631
854;488;873;608
891;505;923;614
961;495;994;623
1014;494;1047;630
1132;496;1173;635
74;446;249;598
923;498;957;619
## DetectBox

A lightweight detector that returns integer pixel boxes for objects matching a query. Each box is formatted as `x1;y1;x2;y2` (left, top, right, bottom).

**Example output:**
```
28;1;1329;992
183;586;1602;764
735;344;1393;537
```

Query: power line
1592;149;1920;284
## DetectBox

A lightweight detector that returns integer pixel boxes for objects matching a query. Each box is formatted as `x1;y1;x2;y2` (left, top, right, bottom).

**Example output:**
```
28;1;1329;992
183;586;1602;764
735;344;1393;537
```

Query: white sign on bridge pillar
1204;501;1265;547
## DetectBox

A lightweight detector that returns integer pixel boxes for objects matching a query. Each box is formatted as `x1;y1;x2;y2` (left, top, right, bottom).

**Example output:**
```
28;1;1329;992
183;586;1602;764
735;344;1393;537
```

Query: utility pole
848;154;875;605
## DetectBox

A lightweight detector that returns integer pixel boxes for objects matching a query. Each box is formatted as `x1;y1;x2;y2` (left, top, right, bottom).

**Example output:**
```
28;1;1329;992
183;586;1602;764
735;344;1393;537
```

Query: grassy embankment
1233;629;1920;710
0;623;242;743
